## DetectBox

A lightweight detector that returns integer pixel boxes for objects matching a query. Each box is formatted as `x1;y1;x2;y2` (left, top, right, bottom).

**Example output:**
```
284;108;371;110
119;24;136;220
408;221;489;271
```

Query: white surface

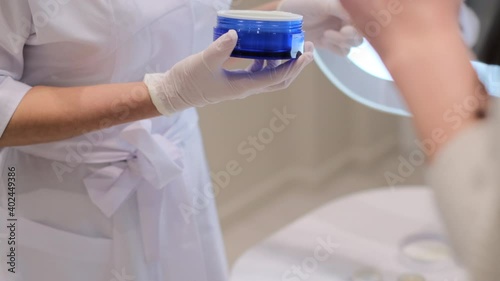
231;187;467;281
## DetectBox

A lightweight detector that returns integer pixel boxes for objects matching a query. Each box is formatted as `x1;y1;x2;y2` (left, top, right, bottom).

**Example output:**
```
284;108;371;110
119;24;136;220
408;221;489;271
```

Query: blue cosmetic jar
214;10;305;60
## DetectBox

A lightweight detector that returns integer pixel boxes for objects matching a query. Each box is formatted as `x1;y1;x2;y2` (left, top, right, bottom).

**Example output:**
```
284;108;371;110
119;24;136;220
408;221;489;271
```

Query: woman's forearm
377;28;488;159
0;0;286;148
0;82;160;147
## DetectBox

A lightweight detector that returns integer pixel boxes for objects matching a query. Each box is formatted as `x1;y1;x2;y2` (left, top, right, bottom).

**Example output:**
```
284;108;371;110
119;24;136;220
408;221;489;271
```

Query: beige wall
198;0;401;225
199;67;401;223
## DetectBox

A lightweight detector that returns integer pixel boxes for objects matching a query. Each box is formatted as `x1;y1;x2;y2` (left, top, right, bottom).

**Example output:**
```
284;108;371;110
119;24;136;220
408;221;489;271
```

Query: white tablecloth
231;187;467;281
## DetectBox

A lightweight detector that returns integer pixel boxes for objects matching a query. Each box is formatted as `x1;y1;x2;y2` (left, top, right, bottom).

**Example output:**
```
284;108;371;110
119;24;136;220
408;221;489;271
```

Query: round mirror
314;3;500;117
314;40;410;117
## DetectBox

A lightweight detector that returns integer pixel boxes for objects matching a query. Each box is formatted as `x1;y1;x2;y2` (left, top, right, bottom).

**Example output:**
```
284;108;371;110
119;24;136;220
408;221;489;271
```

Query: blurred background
198;0;493;265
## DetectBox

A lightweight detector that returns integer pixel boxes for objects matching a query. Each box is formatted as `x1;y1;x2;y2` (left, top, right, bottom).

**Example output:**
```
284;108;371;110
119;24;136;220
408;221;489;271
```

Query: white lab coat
0;0;231;280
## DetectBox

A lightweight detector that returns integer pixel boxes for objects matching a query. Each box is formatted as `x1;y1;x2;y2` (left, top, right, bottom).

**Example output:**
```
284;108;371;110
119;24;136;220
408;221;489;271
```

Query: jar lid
217;10;303;21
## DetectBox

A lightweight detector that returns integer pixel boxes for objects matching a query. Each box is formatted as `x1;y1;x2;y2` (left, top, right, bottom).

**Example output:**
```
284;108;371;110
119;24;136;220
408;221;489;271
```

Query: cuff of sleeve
0;77;32;138
143;73;176;116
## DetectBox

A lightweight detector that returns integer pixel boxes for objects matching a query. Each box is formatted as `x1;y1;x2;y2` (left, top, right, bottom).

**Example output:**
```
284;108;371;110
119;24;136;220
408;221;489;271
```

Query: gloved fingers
340;25;363;46
303;40;315;55
320;26;363;56
320;37;351;56
264;52;314;92
323;30;347;45
325;0;351;21
234;57;296;90
262;60;281;83
317;17;344;35
323;27;363;48
265;60;281;69
250;42;314;89
247;59;266;72
245;59;283;74
332;46;351;56
202;30;238;70
262;59;290;84
226;42;313;92
271;42;314;82
264;76;296;93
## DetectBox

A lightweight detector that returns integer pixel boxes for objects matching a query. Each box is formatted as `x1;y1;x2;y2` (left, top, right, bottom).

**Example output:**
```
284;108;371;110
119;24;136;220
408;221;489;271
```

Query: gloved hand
144;30;315;116
278;0;363;56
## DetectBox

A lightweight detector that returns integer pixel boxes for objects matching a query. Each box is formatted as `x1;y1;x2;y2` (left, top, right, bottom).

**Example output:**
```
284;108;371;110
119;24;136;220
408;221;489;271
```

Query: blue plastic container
214;10;305;60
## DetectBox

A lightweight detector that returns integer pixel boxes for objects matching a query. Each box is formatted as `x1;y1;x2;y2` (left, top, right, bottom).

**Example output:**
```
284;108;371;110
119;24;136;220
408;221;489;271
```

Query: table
231;187;467;281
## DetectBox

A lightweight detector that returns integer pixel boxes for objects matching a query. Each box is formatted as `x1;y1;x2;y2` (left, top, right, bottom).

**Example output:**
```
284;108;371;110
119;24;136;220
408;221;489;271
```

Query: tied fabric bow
83;120;185;262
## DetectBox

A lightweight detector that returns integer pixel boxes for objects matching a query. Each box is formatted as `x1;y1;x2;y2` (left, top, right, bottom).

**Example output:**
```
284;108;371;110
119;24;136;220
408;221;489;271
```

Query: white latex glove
144;30;314;115
278;0;363;56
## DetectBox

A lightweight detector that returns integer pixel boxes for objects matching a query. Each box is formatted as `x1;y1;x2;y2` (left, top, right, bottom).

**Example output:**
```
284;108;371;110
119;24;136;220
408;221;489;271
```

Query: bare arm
0;82;160;147
0;1;163;147
341;0;486;160
380;27;488;159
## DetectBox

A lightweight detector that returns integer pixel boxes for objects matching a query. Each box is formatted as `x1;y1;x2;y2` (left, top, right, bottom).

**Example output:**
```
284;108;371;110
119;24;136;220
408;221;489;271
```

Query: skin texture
0;1;286;148
0;82;158;147
340;0;488;160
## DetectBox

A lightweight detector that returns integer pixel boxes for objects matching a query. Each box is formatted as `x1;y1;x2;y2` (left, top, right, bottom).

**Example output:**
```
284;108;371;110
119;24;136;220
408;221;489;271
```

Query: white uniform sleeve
0;1;33;138
427;98;500;281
